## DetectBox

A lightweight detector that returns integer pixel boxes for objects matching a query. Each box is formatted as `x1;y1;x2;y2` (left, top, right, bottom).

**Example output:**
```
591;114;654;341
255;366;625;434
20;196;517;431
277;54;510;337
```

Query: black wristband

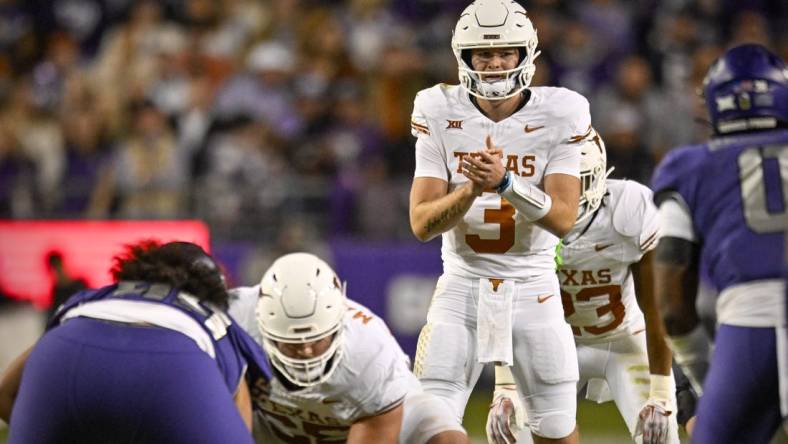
496;170;512;194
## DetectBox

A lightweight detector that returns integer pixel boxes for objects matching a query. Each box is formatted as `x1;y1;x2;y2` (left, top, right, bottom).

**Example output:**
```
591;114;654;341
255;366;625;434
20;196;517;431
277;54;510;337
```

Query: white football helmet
451;0;540;100
577;128;614;224
255;253;346;387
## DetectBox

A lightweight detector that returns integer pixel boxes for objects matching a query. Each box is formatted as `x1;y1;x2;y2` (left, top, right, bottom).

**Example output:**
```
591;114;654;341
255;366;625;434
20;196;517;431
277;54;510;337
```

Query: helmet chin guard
256;253;347;387
451;1;540;100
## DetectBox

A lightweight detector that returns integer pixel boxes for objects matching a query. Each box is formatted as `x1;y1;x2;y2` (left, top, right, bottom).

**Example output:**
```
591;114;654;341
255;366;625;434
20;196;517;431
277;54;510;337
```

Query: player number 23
560;285;625;336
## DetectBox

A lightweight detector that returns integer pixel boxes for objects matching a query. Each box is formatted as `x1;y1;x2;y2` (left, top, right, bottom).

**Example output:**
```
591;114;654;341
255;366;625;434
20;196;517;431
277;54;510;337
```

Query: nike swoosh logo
537;294;553;303
594;243;614;252
524;125;545;133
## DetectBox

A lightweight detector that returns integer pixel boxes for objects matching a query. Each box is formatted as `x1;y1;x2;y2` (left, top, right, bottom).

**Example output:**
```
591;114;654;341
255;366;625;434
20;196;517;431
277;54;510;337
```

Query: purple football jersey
51;282;272;391
651;129;788;293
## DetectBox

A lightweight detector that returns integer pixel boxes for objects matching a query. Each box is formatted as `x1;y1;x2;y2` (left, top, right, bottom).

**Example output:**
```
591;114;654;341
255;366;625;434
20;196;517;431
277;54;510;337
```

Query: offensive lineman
229;252;467;444
409;1;592;442
486;132;680;444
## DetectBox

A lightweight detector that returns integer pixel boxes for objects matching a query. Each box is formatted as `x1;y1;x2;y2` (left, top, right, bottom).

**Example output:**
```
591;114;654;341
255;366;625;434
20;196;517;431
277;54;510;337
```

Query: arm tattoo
424;203;464;234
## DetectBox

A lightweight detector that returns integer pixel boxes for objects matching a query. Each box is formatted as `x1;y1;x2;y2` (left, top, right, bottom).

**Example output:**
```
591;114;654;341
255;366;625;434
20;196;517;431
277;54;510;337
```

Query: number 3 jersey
229;287;420;443
558;179;660;343
411;84;590;279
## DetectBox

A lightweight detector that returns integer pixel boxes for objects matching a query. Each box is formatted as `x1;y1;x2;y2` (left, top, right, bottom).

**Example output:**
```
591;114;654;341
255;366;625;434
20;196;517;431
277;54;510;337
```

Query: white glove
486;384;526;444
634;375;673;444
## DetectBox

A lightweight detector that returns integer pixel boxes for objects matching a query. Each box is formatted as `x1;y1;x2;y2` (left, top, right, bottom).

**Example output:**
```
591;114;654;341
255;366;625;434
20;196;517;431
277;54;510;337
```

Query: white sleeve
228;286;263;344
612;181;661;260
411;94;448;180
638;196;661;253
414;136;448;180
658;198;696;242
545;93;590;178
344;316;414;418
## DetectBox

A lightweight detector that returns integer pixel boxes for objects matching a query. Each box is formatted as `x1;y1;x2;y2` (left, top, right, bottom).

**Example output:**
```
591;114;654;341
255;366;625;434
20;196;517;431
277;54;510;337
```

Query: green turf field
0;398;654;443
0;398;675;443
464;391;679;443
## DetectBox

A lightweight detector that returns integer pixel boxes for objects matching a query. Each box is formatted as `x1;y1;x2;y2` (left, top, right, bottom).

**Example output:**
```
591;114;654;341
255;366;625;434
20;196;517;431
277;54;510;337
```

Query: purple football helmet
702;44;788;134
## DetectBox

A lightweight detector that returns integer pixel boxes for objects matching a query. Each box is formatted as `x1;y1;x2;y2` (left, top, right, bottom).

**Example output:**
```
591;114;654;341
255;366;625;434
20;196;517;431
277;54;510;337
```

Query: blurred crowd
0;0;785;243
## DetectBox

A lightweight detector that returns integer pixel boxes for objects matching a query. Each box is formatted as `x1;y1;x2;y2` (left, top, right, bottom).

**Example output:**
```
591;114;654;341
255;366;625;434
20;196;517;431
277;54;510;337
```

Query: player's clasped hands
462;135;506;195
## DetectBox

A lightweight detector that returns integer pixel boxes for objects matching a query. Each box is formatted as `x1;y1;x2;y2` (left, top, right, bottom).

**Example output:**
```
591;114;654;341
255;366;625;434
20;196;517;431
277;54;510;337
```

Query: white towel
477;278;514;366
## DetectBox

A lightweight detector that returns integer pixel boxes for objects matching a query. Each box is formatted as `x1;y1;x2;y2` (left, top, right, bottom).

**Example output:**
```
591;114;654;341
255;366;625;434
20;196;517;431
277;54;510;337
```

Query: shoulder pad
411;85;449;137
227;285;262;340
533;87;590;120
609;180;657;238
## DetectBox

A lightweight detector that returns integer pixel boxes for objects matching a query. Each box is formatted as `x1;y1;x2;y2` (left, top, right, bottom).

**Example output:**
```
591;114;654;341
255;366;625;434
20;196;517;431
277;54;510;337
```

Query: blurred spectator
603;109;655;183
0;120;38;218
56;106;112;217
0;0;781;248
92;100;187;218
195;115;291;240
2;79;63;213
45;251;87;320
214;40;302;140
593;55;668;162
548;19;612;97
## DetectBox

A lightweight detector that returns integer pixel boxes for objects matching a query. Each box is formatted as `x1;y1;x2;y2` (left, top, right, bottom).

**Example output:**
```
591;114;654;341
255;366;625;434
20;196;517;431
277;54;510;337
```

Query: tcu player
652;43;788;443
0;241;270;444
409;1;592;442
229;252;467;444
487;132;680;444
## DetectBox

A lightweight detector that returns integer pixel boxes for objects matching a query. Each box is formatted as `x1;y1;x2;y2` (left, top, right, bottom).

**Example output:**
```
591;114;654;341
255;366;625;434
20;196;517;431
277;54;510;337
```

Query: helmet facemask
451;1;540;101
256;253;347;388
576;129;613;225
264;329;344;387
456;43;540;100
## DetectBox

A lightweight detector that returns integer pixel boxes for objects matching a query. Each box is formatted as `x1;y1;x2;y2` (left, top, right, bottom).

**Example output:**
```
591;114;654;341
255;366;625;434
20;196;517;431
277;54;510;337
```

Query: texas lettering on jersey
412;84;591;279
229;289;418;444
558;180;660;342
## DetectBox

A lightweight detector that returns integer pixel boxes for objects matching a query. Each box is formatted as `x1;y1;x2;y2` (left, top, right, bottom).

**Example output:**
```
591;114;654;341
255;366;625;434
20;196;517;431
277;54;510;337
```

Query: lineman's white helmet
255;253;346;387
577;128;614;224
452;0;540;100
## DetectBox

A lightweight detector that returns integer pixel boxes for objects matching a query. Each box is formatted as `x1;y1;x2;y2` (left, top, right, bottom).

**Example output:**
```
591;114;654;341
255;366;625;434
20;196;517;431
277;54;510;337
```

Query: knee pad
414;322;476;422
530;413;576;440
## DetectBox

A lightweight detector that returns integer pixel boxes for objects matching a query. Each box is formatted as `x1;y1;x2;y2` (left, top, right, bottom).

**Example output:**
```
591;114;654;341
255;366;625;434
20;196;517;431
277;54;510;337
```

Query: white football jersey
412;84;589;279
558;180;660;344
228;287;420;443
